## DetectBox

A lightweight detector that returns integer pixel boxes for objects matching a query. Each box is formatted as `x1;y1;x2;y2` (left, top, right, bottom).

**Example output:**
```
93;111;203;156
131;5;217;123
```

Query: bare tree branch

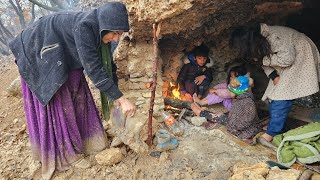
0;20;14;39
0;37;7;45
0;29;11;55
51;0;69;9
9;0;26;28
30;3;36;23
0;43;10;55
15;0;27;27
29;0;62;12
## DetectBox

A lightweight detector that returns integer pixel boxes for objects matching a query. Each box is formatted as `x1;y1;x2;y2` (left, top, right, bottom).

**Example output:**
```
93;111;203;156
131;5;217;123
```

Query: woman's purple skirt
21;69;107;179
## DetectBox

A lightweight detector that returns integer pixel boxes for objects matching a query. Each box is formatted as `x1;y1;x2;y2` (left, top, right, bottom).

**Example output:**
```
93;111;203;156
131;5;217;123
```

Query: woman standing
230;23;320;147
9;2;135;179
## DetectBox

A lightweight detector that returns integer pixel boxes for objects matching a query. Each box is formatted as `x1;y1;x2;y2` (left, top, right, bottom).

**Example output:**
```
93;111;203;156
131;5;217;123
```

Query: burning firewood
164;97;191;110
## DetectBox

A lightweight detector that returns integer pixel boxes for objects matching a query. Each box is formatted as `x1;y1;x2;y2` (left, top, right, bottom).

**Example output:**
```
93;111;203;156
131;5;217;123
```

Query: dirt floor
0;56;278;180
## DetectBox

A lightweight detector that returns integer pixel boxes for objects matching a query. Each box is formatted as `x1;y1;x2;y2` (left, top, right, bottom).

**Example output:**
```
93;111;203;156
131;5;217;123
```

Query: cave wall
111;0;313;113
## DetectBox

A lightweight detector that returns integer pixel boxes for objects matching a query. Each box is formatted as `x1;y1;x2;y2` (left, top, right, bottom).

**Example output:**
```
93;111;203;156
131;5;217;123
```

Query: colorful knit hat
228;76;249;95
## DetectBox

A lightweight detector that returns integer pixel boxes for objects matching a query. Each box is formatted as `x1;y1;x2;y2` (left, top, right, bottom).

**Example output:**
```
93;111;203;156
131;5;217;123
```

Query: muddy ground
0;56;277;180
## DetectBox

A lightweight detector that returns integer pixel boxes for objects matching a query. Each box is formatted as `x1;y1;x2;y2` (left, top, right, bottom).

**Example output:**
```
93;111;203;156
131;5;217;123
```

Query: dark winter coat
227;92;260;139
177;58;213;95
9;2;129;106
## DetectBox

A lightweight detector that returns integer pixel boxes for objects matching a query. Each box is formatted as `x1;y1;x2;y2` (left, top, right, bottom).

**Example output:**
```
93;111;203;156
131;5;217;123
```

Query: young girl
191;75;260;145
193;65;252;111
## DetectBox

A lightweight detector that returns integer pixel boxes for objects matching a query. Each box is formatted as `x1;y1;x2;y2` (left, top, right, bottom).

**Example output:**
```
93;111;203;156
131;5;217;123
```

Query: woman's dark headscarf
97;2;129;32
98;2;129;39
230;23;272;64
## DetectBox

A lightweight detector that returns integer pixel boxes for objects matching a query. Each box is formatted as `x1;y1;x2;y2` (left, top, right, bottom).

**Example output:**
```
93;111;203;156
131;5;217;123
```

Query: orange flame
170;82;181;99
165;105;181;110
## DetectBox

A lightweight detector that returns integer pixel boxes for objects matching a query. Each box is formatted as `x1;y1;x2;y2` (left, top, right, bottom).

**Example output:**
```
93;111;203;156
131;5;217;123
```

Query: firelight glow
170;82;181;99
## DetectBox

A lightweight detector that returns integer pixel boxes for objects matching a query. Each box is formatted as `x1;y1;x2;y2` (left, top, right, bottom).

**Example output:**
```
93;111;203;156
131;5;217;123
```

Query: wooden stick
177;108;187;121
147;23;160;146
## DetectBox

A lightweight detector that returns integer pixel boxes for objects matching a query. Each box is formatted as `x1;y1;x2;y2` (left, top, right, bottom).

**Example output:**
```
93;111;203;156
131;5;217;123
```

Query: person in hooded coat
230;23;320;147
9;2;136;179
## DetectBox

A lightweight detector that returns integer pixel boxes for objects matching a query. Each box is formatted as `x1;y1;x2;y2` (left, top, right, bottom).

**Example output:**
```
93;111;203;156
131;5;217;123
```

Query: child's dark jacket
177;57;213;93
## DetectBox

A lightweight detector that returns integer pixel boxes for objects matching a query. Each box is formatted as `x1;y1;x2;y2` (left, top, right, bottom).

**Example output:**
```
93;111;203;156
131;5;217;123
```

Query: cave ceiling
124;0;303;50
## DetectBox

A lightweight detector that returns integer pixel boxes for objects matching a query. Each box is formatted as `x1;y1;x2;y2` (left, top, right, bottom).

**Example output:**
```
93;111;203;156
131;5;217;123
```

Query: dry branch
147;23;160;146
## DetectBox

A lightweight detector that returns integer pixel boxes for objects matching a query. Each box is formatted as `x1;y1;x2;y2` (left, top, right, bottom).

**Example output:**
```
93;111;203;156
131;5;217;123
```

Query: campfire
161;80;194;121
163;80;192;101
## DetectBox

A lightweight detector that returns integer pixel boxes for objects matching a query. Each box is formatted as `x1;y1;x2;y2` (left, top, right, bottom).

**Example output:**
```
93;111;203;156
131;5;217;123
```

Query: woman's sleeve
264;33;296;67
74;23;123;101
213;82;227;89
261;65;276;77
212;82;230;98
215;89;231;98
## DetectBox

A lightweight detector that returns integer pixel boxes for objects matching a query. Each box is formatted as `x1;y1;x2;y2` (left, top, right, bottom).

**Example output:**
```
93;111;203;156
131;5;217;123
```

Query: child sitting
177;46;213;101
193;65;252;111
191;75;260;145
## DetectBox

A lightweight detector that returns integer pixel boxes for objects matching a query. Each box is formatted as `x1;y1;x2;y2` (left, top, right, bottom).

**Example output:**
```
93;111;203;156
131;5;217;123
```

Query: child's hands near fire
194;75;206;85
180;91;192;101
193;93;200;103
184;93;193;101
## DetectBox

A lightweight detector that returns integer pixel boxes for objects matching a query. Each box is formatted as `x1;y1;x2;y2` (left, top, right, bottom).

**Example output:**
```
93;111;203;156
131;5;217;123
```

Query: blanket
273;122;320;166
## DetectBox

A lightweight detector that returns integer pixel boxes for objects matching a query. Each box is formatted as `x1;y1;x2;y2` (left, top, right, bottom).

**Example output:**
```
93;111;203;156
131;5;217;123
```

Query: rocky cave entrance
117;0;320;123
150;0;320;113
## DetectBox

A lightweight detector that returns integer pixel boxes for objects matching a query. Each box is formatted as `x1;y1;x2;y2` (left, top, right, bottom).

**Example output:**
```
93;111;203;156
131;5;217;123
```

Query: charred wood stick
164;108;182;115
177;108;187;121
164;98;192;109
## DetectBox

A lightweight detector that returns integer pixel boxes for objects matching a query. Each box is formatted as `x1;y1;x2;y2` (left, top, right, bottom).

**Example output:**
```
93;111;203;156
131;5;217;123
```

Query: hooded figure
10;2;129;105
9;2;136;179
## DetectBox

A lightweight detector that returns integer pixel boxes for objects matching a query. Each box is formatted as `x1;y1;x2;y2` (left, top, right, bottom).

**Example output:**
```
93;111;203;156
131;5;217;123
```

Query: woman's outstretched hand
116;96;136;117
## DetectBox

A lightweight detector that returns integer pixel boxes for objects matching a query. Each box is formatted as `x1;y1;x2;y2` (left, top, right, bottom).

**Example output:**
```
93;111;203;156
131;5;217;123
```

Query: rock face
108;108;160;154
104;0;308;152
6;77;21;97
190;116;207;126
266;167;301;180
114;0;304;109
229;162;301;180
230;162;269;180
95;148;124;166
